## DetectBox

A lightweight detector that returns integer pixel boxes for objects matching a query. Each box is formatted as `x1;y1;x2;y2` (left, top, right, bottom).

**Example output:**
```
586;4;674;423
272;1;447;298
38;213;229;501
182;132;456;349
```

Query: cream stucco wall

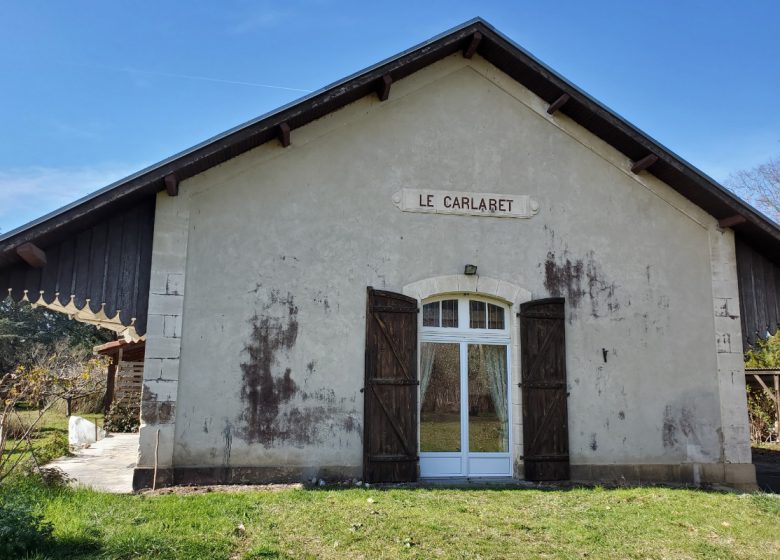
135;53;752;486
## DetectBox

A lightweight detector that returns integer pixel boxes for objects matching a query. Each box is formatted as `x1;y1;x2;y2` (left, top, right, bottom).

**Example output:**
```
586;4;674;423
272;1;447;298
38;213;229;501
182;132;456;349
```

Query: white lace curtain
420;342;436;405
481;345;508;429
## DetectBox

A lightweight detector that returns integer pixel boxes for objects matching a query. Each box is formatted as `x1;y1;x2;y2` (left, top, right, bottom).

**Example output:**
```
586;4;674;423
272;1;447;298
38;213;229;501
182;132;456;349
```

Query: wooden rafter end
463;32;482;59
164;173;179;197
718;215;747;228
547;93;570;115
16;242;47;268
631;154;659;174
376;74;392;102
278;122;291;147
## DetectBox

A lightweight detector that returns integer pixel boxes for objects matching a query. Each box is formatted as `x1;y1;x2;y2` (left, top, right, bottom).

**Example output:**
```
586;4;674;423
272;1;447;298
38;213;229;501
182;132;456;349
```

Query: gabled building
1;19;778;490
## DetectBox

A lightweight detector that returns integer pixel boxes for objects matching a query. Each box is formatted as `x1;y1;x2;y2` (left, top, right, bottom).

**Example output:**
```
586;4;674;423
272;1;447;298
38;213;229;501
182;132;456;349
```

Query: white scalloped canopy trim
7;289;143;343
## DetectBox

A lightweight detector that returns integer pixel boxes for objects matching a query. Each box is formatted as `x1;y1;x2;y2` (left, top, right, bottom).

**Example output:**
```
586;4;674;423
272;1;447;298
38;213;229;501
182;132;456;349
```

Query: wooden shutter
519;297;570;481
363;287;419;482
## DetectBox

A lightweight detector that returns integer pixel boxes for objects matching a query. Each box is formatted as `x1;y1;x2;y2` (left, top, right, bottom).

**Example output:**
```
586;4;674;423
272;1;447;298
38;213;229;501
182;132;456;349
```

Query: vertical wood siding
735;236;780;349
0;199;155;335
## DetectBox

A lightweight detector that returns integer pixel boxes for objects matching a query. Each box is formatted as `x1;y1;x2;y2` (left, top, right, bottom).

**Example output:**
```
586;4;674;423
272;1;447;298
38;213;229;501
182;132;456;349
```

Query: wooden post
152;428;160;491
775;373;780;436
103;357;118;414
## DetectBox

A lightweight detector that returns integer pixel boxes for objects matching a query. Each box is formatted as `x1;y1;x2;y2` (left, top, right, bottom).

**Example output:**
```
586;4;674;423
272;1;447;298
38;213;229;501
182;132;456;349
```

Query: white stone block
164;315;182;338
145;314;165;337
496;280;521;304
137;424;175;467
145;336;182;359
475;276;499;297
147;293;184;316
458;274;478;293
68;415;105;446
150;252;187;272
149;271;169;295
717;353;746;375
166;273;186;295
143;358;164;380
142;378;179;402
160;359;181;381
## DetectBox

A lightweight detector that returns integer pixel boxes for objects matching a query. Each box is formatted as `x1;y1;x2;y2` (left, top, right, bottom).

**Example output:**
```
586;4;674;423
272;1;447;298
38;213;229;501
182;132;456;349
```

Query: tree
727;157;780;223
0;343;108;482
0;299;113;376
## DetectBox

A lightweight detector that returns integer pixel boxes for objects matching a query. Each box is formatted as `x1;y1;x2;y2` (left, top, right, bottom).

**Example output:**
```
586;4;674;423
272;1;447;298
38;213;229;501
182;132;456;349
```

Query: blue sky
1;1;778;233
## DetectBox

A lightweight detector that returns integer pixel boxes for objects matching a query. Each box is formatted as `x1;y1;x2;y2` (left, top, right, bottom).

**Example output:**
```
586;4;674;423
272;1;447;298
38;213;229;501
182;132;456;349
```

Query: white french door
418;296;512;478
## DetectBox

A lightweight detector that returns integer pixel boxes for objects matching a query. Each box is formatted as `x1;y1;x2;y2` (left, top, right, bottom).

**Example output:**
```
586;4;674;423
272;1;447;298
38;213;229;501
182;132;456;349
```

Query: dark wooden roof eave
0;17;778;265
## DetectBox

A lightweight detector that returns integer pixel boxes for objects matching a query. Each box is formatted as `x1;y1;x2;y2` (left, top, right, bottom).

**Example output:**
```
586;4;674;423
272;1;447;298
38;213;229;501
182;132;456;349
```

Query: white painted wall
137;54;750;482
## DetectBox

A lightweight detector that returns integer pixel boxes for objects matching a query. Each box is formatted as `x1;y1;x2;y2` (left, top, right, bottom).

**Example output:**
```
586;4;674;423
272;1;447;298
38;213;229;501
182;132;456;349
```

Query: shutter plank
519;297;570;481
363;287;419;483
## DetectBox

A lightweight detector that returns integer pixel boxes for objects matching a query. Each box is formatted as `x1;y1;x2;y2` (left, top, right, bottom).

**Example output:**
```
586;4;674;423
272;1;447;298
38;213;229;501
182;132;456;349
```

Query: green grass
2;480;779;559
753;442;780;451
3;409;103;477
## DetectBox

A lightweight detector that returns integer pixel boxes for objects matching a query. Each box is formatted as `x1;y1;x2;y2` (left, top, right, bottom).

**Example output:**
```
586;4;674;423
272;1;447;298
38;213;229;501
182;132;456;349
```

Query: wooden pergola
94;339;145;413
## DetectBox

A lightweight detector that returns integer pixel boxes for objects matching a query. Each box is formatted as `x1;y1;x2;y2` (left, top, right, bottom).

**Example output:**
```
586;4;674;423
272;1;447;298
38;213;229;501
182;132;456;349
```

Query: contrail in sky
67;61;313;93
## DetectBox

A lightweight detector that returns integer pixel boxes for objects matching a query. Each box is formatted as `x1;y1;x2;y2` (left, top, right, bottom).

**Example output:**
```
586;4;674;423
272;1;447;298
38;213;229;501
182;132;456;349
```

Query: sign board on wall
392;189;539;219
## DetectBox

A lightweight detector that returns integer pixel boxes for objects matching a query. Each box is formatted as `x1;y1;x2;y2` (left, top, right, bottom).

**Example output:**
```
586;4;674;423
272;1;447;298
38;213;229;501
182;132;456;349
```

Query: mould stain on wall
238;290;361;448
239;291;300;444
543;250;620;317
141;385;175;424
661;399;718;461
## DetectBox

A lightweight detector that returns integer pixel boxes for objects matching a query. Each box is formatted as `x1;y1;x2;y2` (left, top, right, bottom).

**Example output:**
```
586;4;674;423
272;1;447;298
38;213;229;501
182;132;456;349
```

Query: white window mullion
460;341;468;476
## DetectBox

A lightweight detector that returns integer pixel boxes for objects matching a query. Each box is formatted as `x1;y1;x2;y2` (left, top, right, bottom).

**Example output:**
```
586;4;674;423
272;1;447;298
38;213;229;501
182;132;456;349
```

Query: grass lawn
3;481;779;559
2;408;103;476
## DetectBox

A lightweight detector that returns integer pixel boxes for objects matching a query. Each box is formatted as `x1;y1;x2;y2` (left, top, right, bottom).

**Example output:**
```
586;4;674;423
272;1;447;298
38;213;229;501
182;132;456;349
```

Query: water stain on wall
543;250;619;317
238;290;360;448
140;385;175;424
544;251;585;307
239;292;301;444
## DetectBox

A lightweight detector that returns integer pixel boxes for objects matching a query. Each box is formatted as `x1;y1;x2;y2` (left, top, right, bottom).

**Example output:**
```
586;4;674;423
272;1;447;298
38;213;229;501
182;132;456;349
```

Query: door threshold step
420;477;524;486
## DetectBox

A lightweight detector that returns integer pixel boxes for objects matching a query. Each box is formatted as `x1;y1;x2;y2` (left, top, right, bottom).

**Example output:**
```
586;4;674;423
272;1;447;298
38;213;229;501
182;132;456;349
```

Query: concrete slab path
46;433;138;493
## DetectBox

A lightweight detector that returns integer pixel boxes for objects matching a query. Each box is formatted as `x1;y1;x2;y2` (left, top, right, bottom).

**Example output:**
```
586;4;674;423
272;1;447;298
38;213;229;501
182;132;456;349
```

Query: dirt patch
143;483;304;496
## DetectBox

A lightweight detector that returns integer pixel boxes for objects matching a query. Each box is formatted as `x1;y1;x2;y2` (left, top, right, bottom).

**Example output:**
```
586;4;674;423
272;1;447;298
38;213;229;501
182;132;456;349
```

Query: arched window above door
421;295;509;336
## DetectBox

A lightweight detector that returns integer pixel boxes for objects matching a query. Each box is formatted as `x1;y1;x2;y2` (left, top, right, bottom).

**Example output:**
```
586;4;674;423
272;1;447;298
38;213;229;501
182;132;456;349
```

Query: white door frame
403;275;533;479
418;336;512;477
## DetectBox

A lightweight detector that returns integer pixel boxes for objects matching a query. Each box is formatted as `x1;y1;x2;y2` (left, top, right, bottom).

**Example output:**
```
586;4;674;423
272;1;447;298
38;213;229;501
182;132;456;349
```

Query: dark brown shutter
363;287;419;483
519;297;570;481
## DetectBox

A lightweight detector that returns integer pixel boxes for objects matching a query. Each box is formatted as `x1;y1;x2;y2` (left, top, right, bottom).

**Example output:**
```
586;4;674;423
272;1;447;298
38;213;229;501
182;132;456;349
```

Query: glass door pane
420;342;461;452
467;344;509;452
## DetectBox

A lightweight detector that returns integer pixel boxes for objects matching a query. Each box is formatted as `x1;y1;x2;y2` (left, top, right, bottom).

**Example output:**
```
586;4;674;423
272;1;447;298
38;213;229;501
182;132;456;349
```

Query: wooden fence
114;362;143;405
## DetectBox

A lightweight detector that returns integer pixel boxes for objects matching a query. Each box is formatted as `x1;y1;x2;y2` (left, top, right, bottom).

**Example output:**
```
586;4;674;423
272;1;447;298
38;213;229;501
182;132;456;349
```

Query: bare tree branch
727;157;780;223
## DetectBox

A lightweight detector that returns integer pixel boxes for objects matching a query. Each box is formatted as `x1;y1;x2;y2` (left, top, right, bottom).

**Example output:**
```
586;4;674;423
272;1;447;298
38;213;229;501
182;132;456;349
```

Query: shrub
747;384;777;443
745;330;780;443
745;330;780;369
104;403;140;433
0;491;53;557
